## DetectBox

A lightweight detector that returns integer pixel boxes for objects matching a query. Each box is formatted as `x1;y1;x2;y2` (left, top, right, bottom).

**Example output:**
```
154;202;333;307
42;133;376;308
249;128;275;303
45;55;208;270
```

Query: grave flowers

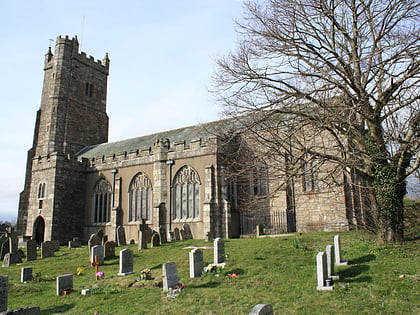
76;267;84;276
96;271;105;279
204;262;226;276
139;268;152;280
166;282;185;298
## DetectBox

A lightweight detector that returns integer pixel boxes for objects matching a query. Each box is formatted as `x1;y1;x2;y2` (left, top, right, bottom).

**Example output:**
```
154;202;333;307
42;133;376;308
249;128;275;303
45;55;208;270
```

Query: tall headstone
162;262;179;291
182;224;193;240
249;304;274;315
88;233;102;256
26;240;37;261
21;267;33;283
213;238;225;264
90;245;104;265
189;248;204;278
40;242;54;258
2;253;12;267
116;225;126;246
316;252;333;291
104;241;116;259
325;245;339;280
151;233;161;248
173;228;181;241
0;236;10;260
138;222;147;250
333;235;348;266
159;226;167;244
118;249;135;276
56;274;73;296
0;276;8;312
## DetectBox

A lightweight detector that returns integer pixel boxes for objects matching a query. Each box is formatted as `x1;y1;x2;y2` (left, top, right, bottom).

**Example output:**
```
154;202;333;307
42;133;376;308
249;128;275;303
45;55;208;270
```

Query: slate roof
76;118;236;159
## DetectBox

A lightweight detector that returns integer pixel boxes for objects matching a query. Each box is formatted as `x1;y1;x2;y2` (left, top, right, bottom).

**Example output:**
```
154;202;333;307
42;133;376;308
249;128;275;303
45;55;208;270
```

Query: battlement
80;135;218;168
45;35;110;73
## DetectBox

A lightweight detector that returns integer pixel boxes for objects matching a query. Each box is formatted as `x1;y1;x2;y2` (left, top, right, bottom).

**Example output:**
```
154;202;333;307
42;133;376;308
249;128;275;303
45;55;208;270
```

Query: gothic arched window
173;166;200;220
128;172;152;222
93;178;112;223
37;182;46;209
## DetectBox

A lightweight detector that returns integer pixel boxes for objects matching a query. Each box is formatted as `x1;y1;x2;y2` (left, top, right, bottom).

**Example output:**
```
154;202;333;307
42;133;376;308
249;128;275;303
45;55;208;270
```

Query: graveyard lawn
2;229;419;314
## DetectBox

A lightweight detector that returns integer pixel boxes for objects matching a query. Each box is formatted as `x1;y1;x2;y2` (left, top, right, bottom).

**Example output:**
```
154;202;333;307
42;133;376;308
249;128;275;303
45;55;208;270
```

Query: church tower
17;36;110;243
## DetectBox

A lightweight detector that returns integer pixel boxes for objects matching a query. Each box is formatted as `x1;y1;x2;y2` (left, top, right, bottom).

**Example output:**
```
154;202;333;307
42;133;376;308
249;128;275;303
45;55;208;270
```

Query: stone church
17;35;367;244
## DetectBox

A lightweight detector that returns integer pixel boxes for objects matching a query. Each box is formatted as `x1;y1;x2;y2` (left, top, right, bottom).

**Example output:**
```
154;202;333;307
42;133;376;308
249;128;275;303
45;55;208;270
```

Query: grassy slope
2;229;419;315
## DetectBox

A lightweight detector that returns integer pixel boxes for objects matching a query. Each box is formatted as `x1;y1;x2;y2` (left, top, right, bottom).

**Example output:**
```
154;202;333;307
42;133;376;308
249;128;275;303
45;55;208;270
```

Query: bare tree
214;0;419;243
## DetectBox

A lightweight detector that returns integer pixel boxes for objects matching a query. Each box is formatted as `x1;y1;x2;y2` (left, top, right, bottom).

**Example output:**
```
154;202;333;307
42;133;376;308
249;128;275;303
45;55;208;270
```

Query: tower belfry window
85;82;94;97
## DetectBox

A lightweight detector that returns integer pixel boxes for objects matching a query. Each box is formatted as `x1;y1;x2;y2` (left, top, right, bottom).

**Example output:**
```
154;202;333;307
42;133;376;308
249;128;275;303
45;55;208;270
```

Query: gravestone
151;233;160;248
138;223;147;250
21;267;33;283
180;229;187;240
118;249;134;275
101;235;108;246
68;237;81;249
325;245;339;280
256;224;264;237
40;242;54;258
90;245;104;265
189;248;204;278
14;250;24;263
0;275;8;312
182;224;193;240
316;252;333;291
1;306;41;314
159;226;167;244
104;241;116;259
249;304;274;315
162;262;179;291
88;233;102;256
213;238;225;264
168;231;175;242
56;274;73;296
96;229;104;242
2;252;19;267
333;235;348;266
116;226;126;246
173;228;181;241
7;229;18;253
26;240;37;261
0;236;10;260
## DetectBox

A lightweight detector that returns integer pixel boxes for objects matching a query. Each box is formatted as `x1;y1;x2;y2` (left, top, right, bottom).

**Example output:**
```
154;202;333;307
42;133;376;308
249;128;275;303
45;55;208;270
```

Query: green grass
2;229;419;314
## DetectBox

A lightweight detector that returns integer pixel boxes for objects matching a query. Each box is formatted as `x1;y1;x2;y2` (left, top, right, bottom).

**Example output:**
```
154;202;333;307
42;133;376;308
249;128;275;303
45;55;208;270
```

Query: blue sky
0;0;245;222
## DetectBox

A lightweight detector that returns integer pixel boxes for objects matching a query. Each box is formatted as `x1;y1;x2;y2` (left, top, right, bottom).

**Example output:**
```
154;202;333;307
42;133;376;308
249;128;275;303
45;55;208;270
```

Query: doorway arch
33;216;45;245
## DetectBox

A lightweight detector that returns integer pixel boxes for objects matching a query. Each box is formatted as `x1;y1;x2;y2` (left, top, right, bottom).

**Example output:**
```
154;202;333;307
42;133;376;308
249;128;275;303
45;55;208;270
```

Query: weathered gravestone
1;251;22;267
151;233;160;248
56;274;73;296
0;235;10;260
90;245;104;265
40;242;54;259
168;231;175;242
21;267;33;283
316;252;333;291
1;306;41;314
0;275;8;312
118;249;134;276
88;233;102;257
325;245;339;280
68;237;81;249
26;240;37;261
138;222;147;250
213;238;225;264
256;224;264;237
173;228;181;241
182;224;193;240
159;226;167;244
48;240;60;252
116;225;126;246
334;235;348;266
189;248;204;278
104;241;116;259
249;304;274;315
162;262;179;291
96;229;104;242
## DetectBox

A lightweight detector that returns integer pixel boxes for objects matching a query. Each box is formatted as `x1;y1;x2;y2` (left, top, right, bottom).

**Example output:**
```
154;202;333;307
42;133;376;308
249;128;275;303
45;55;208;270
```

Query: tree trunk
373;166;406;244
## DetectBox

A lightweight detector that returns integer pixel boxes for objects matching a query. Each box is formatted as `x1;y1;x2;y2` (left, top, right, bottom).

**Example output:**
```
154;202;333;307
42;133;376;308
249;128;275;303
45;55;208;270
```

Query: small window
37;183;46;209
85;82;94;97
